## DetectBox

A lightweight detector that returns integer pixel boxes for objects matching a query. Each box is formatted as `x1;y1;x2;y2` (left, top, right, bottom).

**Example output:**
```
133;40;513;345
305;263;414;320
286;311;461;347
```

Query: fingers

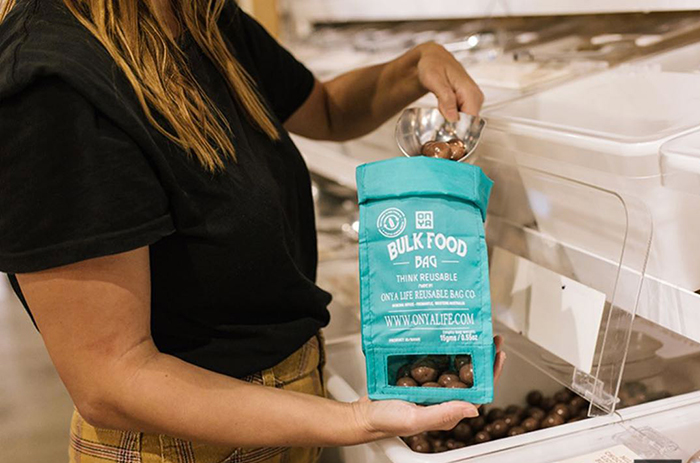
494;335;503;352
431;65;482;120
417;43;483;120
410;401;479;432
432;75;460;123
453;71;484;116
494;351;506;385
493;335;506;385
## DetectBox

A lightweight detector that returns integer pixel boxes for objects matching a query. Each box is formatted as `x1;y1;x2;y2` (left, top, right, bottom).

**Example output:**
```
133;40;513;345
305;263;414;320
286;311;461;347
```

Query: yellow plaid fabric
69;334;326;463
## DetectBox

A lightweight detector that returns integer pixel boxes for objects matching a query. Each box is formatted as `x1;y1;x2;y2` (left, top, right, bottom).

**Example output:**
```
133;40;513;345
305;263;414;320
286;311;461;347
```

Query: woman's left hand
350;335;506;440
414;42;484;121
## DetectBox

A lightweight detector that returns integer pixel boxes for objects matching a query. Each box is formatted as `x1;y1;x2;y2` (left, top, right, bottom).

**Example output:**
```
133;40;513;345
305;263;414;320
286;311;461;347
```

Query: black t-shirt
0;0;332;378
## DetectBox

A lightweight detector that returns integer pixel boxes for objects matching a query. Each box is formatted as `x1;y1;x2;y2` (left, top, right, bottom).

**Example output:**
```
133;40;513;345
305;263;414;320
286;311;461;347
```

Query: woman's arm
17;247;498;447
284;42;483;141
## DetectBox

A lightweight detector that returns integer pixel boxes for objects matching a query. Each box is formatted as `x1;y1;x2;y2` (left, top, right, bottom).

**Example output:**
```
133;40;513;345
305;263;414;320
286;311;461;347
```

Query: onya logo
377;208;406;238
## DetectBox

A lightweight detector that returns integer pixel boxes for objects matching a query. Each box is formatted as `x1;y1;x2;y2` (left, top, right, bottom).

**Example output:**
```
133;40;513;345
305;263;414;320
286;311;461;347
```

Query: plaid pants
69;334;326;463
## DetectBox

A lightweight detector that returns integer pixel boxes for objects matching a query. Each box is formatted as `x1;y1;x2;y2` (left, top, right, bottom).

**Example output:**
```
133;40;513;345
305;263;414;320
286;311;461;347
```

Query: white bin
661;127;700;197
478;68;700;295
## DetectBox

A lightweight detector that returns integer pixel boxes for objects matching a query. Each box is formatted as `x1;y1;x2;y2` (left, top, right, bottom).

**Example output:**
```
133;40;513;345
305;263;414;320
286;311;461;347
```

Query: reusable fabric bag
357;156;495;405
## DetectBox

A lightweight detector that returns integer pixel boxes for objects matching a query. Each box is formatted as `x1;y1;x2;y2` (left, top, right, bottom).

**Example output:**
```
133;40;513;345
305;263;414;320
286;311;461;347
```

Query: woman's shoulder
0;0;121;102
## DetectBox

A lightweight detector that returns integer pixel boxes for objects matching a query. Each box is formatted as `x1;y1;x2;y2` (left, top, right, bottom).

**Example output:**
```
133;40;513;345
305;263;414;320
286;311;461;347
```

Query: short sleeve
0;77;175;273
222;8;315;122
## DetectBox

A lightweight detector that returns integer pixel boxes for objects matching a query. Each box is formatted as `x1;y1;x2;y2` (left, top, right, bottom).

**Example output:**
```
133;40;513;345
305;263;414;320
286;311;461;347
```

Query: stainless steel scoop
395;107;486;162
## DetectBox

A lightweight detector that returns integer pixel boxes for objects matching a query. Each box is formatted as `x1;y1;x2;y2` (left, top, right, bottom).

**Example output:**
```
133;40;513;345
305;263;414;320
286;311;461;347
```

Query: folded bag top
357;157;492;221
357;156;495;405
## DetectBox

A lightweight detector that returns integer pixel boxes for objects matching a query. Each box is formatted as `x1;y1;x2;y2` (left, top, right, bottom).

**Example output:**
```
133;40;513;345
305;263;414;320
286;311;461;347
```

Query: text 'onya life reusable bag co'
357;156;495;405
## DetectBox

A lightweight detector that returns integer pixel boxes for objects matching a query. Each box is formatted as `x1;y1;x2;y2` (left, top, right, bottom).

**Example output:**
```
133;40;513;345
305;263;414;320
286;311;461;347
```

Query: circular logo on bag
377;208;406;238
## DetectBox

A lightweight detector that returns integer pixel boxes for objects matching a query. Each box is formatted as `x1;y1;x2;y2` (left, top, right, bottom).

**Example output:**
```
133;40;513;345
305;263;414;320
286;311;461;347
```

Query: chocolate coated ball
540;397;556;411
483;423;494;434
459;365;474;386
552;403;570;420
409;436;432;453
420;141;436;157
521;417;540;432
505;405;525;417
431;438;448;453
396;377;418;387
486;408;505;423
411;365;438;384
446;438;466;450
422;381;441;387
446;381;468;389
397;365;412;379
569;396;587;412
454;355;472;370
438;372;460;387
526;390;543;406
508;426;526;436
624;381;647;396
429;355;450;370
452;422;473;441
567;416;585;423
554;388;574;403
504;414;521;427
490;419;509;438
421;141;451;159
405;432;428;444
404;432;429;447
474;431;491;444
541;414;565;428
527;407;546;421
468;416;486;432
448;138;467;160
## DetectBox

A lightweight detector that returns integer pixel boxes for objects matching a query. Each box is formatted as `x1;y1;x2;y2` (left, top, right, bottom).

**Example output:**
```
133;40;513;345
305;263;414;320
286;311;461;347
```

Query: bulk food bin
476;67;700;345
316;166;700;462
661;128;700;197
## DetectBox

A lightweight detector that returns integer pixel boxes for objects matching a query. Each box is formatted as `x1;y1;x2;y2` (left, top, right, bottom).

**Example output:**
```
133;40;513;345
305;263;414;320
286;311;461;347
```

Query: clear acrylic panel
475;154;653;415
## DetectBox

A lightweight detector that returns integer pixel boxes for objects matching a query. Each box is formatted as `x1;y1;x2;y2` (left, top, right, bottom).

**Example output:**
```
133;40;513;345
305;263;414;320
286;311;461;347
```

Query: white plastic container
661;127;700;197
478;68;700;302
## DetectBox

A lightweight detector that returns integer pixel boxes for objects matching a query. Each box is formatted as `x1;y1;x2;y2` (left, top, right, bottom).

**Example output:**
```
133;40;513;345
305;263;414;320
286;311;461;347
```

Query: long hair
1;0;279;171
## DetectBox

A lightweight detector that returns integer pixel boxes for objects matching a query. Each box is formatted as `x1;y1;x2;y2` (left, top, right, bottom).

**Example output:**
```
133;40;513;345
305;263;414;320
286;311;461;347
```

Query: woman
0;0;505;462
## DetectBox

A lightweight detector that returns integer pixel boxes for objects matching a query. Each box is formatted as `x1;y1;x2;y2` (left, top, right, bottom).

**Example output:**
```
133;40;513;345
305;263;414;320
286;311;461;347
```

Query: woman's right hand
351;335;506;440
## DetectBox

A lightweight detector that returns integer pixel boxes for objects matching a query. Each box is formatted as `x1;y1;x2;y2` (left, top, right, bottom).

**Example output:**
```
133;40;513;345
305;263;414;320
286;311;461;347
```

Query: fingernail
465;407;479;418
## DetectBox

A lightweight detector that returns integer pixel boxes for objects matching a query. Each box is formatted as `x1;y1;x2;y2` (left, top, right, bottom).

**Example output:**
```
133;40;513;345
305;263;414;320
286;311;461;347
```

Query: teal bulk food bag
357;156;495;405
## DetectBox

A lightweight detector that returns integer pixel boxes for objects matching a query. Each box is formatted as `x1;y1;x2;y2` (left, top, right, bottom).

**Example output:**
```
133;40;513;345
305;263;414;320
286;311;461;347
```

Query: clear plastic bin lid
484;70;700;145
661;128;700;196
476;153;653;415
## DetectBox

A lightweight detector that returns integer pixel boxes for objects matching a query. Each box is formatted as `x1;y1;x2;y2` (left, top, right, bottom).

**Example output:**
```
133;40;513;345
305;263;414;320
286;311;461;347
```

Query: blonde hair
1;0;279;171
0;1;15;21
